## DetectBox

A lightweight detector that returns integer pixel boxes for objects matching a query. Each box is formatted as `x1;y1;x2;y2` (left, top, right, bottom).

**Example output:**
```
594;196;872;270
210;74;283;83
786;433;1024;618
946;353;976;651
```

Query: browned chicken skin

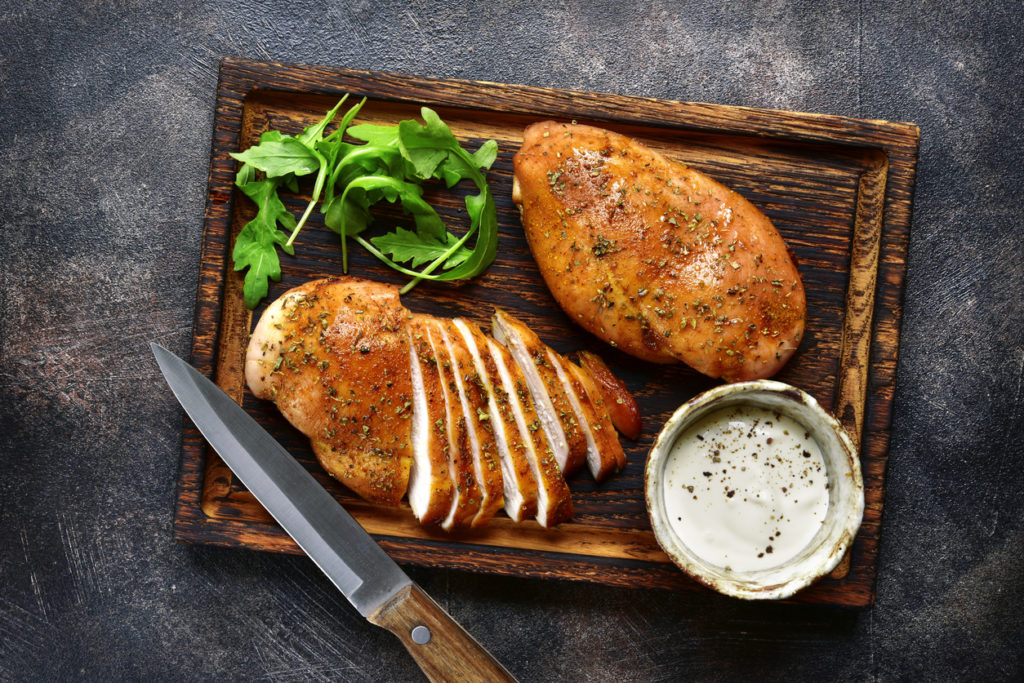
245;279;414;505
513;121;806;382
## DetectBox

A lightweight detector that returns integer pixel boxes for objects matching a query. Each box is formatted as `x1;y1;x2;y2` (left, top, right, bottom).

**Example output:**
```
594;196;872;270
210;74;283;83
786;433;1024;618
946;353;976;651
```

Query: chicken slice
492;309;587;475
486;337;574;527
418;316;481;529
437;320;505;527
245;278;413;505
512;121;806;381
453;318;539;523
565;359;627;479
406;318;454;525
576;350;642;441
546;350;626;482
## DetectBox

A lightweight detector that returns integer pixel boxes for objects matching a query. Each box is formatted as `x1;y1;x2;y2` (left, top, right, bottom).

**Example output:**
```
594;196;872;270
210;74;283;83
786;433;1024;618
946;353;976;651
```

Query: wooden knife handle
368;583;518;682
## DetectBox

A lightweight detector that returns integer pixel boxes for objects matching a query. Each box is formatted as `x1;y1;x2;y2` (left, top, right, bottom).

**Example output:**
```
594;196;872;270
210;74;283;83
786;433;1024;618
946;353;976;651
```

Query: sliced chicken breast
437;320;505;527
486;337;574;527
245;276;635;530
453;318;539;523
492;309;587;476
421;317;481;529
556;355;626;481
576;350;642;441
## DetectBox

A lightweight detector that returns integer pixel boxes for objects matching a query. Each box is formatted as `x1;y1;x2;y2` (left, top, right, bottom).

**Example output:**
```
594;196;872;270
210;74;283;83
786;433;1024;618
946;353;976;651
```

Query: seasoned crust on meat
245;278;413;505
513;121;806;381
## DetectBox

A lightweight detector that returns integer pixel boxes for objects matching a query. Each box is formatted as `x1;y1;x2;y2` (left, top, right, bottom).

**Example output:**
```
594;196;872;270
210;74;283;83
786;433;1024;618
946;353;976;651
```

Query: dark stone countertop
1;1;1021;680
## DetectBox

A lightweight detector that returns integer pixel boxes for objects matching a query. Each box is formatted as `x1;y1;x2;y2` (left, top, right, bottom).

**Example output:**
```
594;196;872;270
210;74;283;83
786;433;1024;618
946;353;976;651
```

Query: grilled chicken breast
245;277;628;529
576;350;642;441
425;317;482;529
553;353;625;481
437;319;505;527
512;121;806;382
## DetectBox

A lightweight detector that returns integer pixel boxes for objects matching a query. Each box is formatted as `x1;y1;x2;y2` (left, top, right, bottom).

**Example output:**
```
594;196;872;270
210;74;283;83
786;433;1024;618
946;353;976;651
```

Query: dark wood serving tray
174;58;918;608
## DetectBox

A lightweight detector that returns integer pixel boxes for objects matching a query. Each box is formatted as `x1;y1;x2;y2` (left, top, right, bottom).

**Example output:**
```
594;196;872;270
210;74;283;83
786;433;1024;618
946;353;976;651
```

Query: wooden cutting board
174;58;918;608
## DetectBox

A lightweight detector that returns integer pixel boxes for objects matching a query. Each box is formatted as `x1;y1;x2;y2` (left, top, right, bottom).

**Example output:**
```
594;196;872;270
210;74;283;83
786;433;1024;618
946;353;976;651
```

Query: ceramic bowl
645;380;864;600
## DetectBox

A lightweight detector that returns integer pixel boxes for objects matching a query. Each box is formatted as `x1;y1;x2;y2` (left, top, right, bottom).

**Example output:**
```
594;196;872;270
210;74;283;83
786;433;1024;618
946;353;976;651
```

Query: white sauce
663;405;829;572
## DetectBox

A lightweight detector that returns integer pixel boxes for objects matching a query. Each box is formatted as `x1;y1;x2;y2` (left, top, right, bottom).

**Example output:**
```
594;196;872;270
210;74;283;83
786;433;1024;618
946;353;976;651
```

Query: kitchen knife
152;343;517;682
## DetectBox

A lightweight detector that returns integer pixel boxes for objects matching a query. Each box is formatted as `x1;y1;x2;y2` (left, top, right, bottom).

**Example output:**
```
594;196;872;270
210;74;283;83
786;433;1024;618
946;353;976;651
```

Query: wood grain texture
173;58;919;608
368;584;517;682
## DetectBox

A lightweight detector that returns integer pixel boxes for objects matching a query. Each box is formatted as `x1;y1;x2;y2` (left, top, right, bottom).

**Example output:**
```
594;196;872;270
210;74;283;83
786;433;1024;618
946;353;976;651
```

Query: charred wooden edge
172;520;873;608
217;57;920;147
846;143;920;604
172;58;920;609
173;60;245;540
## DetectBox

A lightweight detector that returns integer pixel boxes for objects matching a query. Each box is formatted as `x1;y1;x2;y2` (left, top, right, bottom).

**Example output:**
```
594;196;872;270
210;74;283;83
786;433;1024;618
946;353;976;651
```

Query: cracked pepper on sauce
663;405;829;572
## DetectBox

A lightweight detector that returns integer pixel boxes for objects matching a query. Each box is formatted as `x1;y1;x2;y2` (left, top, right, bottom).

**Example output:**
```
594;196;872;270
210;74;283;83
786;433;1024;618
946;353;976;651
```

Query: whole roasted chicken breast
513;121;806;382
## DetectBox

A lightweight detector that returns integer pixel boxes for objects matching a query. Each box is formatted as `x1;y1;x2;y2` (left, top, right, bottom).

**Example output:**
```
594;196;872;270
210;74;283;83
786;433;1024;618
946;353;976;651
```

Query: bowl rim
644;379;865;600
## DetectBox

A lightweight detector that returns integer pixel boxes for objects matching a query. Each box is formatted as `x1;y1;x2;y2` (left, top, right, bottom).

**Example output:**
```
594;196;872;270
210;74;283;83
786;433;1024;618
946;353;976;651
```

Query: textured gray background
2;1;1022;680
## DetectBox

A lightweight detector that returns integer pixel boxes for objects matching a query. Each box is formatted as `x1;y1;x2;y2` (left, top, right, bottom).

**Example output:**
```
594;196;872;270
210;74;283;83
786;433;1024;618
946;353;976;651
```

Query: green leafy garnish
370;227;472;269
229;98;499;307
230;139;321;178
230;175;296;309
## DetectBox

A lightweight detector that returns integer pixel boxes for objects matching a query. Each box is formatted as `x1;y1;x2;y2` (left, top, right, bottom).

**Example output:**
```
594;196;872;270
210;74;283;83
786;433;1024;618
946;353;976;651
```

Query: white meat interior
438;322;494;526
546;349;602;481
453;319;527;521
406;328;431;520
492;315;570;471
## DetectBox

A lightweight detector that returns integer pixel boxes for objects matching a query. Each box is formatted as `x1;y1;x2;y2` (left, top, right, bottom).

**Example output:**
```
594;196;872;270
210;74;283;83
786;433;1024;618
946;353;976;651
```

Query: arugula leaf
282;98;354;247
371;227;472;269
323;189;372;238
326;145;405;202
472;139;499;171
397;108;460;180
347;122;401;146
319;98;367;205
285;143;326;243
229;100;351;306
379;107;498;291
281;173;300;194
230;139;320;178
235;160;255;187
232;177;297;308
259;130;287;143
333;174;446;271
298;96;347;147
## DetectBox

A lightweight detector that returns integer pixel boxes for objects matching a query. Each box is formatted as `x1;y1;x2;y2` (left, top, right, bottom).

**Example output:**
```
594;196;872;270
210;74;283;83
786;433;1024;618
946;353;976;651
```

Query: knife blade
152;343;516;682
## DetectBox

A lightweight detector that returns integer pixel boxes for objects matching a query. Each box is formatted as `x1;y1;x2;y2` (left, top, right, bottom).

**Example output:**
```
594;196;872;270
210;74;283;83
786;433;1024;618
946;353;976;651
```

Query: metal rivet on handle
411;625;431;645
